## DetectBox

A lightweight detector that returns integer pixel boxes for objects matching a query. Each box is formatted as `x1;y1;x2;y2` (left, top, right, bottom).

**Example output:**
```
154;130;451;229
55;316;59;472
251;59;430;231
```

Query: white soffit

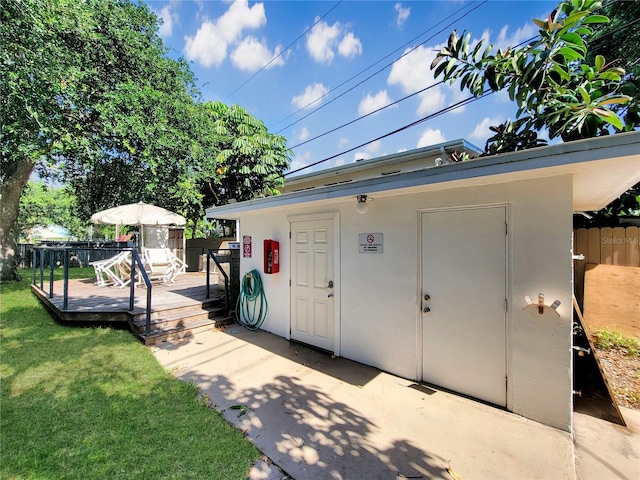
206;132;640;218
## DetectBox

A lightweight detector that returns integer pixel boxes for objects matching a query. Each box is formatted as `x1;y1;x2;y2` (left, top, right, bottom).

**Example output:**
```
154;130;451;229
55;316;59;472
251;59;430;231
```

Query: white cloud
417;85;446;115
469;116;504;141
395;3;410;27
478;29;491;48
231;36;284;72
417;128;446;148
494;88;512;103
184;0;266;68
365;140;382;154
494;23;536;51
289;150;312;174
353;151;373;162
448;84;470;114
307;19;341;63
388;45;447;115
156;5;177;38
470;23;538;51
292;83;329;110
306;18;362;64
388;45;438;92
297;127;310;142
216;0;266;40
358;90;395;116
338;138;350;148
338;32;362;58
184;22;228;67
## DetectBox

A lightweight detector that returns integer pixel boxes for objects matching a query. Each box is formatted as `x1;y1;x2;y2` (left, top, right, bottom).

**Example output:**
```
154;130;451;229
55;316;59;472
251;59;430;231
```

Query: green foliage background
1;0;290;280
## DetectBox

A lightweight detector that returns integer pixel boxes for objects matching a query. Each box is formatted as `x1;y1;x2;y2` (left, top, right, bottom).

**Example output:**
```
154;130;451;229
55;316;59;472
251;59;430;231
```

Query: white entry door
421;207;507;407
290;219;335;351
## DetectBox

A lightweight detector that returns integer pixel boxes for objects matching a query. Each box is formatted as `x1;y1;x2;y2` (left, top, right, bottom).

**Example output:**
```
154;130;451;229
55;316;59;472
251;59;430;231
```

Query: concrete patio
151;325;639;480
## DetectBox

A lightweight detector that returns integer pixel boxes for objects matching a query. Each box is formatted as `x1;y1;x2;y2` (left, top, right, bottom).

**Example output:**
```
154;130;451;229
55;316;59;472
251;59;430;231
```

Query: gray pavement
574;406;639;480
151;326;639;480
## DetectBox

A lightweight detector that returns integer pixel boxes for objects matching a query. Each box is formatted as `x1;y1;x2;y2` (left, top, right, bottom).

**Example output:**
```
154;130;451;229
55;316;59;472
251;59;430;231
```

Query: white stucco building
206;132;640;432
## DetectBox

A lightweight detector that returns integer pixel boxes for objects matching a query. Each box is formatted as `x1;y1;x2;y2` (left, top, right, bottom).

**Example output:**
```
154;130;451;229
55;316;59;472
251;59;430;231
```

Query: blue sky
146;0;557;175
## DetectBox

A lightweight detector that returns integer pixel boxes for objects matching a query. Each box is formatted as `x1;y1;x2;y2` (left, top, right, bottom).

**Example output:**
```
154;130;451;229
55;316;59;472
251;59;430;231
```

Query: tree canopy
0;0;289;281
431;0;638;153
431;0;639;223
586;0;640;77
200;102;290;206
18;182;85;240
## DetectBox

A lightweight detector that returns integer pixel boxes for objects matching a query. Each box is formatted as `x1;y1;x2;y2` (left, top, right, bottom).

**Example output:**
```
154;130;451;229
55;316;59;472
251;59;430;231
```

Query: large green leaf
593;107;624;130
581;15;610;24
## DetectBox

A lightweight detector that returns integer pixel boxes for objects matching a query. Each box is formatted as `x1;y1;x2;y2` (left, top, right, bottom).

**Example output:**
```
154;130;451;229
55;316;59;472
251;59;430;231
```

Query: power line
272;0;488;133
290;81;444;150
225;1;343;100
284;0;631;177
289;17;534;153
286;33;543;153
285;91;492;177
287;9;615;155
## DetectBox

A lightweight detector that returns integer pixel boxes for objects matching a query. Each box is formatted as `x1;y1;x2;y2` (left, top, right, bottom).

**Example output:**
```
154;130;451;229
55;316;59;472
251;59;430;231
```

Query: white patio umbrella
91;202;186;245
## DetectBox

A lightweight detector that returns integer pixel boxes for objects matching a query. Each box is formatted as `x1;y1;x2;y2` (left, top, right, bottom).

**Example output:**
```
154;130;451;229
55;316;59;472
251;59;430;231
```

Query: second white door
421;206;507;407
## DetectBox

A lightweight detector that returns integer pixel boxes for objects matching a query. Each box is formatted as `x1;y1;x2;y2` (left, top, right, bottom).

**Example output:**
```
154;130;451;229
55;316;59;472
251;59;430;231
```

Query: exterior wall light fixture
356;195;369;215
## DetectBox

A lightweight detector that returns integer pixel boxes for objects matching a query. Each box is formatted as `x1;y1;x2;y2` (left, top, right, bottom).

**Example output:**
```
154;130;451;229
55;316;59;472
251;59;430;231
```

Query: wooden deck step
138;317;232;346
132;306;227;332
133;301;226;323
132;301;233;345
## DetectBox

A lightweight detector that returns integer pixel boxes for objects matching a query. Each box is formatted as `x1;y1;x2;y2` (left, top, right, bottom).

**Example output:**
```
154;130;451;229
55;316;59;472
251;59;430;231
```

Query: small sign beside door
243;235;252;258
358;233;383;253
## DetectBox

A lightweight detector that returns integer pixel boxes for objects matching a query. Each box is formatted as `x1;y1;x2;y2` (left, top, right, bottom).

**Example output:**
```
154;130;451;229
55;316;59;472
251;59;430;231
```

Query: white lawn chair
142;248;186;284
89;251;131;288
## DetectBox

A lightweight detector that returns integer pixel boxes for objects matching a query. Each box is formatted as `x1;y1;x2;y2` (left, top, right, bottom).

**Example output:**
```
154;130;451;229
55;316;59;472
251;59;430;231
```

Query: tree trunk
0;158;35;282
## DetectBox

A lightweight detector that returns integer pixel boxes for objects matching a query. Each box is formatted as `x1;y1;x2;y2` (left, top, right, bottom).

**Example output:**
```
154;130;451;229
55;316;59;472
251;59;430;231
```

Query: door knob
328;293;334;298
327;280;334;289
424;294;431;301
423;306;431;313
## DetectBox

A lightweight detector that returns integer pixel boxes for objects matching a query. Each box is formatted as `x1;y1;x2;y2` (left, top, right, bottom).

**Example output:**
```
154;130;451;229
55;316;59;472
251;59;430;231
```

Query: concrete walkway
151;326;639;480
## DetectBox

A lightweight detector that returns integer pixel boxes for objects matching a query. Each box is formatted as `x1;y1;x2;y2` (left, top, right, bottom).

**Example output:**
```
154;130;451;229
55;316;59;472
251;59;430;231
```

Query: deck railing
31;246;153;333
206;248;230;316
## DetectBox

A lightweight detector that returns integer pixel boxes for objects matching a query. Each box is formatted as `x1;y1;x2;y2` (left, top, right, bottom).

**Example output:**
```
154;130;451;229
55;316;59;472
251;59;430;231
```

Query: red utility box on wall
263;239;280;274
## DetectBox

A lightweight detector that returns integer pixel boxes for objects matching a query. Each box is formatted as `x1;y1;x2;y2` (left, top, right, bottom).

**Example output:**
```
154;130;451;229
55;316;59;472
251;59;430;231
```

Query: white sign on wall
358;233;383;254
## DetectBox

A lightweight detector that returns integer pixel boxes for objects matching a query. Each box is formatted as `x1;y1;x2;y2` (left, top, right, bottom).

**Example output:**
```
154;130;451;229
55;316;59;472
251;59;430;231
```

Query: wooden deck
32;272;232;344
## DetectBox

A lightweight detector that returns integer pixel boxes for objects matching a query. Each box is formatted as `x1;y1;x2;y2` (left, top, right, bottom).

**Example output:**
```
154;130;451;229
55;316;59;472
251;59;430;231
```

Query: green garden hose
235;269;268;330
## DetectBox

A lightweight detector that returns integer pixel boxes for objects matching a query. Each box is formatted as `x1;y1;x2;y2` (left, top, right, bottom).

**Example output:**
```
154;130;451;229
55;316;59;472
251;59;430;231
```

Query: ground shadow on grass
1;325;257;479
182;370;449;480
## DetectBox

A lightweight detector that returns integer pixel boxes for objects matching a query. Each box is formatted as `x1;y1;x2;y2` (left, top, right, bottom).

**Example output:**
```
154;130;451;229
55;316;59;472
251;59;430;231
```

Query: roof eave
284;138;481;186
206;132;640;219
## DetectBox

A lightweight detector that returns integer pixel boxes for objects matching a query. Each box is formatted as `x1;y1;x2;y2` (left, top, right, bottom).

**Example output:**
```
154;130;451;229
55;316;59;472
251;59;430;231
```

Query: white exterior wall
236;175;573;431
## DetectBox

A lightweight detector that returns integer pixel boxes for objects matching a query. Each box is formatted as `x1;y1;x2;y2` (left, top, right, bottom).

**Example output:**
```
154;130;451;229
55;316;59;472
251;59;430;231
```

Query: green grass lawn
1;268;260;479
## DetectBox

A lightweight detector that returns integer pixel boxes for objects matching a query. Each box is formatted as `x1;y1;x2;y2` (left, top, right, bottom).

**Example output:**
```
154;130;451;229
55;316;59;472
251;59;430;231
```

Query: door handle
423;306;431;313
424;294;431;301
328;292;334;298
327;280;334;289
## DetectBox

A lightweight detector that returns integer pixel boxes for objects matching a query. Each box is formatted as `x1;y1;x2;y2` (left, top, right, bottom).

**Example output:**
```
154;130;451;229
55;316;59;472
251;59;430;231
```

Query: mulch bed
594;347;640;410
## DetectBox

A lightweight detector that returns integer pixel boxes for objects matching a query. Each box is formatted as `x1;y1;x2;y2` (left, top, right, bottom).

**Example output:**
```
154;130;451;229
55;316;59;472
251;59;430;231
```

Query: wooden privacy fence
573;226;640;307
